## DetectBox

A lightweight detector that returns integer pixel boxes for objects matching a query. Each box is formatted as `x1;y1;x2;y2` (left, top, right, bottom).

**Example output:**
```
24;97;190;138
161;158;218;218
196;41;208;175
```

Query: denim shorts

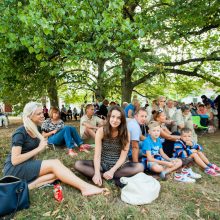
147;158;176;170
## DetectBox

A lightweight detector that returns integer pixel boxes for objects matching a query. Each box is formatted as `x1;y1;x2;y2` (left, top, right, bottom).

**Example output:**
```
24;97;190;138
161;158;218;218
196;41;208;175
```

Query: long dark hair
103;105;129;150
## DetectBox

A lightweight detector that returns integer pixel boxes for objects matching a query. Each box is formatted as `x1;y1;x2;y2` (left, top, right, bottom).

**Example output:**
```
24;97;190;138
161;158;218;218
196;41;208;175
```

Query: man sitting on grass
127;108;147;162
80;104;104;143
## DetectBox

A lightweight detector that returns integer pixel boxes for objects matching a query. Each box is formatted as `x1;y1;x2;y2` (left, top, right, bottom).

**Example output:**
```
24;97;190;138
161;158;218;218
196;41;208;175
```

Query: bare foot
81;185;108;196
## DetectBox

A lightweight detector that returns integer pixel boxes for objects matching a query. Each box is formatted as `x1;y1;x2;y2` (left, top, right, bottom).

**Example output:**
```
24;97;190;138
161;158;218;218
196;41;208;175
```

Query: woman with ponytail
3;102;104;196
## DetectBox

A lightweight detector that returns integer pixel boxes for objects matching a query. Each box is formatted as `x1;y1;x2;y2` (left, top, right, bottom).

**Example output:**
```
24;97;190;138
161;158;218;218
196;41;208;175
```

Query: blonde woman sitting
3;102;104;197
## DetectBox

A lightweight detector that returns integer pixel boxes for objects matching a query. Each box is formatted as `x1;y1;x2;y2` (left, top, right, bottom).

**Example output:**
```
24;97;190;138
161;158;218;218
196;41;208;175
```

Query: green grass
0;119;220;220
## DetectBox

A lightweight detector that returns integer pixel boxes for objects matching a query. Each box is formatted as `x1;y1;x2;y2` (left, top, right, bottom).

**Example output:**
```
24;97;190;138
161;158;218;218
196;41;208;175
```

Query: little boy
142;121;195;182
173;128;220;176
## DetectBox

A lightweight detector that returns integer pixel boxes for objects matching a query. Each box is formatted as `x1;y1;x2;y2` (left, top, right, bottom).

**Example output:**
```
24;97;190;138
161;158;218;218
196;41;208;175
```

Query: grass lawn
0;118;220;220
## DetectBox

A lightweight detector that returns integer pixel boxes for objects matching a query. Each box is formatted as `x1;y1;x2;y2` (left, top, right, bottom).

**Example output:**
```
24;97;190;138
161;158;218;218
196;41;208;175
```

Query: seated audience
42;107;90;157
196;104;209;127
93;101;100;115
201;95;215;109
127;108;147;162
141;121;192;182
164;99;177;132
144;99;152;124
189;103;198;116
197;104;208;115
152;96;166;112
175;105;197;142
173;128;220;176
107;101;116;111
60;104;67;122
97;99;109;119
79;104;85;118
214;95;220;129
43;105;49;119
75;106;144;187
73;107;78;121
122;102;128;109
67;107;73;120
80;104;104;141
205;103;215;126
153;110;181;158
0;109;8;128
3;102;104;197
124;98;140;118
151;99;157;112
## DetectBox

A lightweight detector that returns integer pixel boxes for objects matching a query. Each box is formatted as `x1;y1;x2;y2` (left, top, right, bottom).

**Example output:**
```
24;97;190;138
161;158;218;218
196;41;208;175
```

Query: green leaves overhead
0;0;219;106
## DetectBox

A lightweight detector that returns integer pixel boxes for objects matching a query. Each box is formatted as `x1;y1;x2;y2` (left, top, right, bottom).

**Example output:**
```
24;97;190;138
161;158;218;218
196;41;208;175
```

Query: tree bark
47;76;59;107
94;58;107;101
121;55;135;103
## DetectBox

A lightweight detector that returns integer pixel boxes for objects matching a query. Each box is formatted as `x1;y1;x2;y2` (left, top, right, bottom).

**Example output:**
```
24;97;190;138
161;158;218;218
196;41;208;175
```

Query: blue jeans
128;141;143;160
48;126;83;149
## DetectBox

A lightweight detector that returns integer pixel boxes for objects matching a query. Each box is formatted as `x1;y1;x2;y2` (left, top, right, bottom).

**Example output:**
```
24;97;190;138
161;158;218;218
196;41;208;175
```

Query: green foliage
0;0;219;104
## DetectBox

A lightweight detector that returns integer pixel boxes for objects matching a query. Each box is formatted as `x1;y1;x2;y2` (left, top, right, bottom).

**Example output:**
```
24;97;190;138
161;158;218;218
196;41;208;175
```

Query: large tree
0;0;219;106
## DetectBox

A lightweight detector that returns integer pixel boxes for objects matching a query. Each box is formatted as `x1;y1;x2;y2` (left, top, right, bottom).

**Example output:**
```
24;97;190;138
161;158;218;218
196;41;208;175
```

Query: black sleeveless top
101;137;122;171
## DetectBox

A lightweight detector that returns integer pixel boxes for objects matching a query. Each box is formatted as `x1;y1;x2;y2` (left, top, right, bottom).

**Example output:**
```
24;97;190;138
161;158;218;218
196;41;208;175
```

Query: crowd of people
2;94;220;203
0;108;8;128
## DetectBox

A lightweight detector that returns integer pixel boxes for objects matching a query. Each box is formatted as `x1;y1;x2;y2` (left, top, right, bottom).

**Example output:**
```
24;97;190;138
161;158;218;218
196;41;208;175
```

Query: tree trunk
47;76;59;107
94;58;106;101
121;55;135;103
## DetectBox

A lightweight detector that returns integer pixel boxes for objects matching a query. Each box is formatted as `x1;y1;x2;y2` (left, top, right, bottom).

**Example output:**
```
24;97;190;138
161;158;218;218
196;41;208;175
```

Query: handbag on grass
120;172;160;205
0;176;30;218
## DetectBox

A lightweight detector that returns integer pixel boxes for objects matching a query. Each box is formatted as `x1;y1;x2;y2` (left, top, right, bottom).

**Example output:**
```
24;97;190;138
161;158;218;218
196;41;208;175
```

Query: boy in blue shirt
142;121;195;182
174;128;220;177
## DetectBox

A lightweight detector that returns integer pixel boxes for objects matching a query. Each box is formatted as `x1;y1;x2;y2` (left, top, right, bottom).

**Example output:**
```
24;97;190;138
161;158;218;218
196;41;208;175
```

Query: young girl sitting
75;106;144;186
173;128;220;176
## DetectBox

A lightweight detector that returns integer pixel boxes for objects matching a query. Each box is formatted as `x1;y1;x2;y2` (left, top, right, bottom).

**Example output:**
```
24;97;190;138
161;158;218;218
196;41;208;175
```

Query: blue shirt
142;135;162;156
124;103;135;118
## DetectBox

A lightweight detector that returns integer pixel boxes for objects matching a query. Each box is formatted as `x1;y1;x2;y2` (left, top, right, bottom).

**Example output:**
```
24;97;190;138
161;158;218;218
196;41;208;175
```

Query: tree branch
165;68;220;86
132;71;157;87
144;3;171;12
164;56;220;66
188;24;219;35
132;89;148;98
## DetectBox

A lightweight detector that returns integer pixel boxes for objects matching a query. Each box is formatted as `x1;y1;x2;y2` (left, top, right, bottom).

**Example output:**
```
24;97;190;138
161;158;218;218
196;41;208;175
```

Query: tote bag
0;176;30;217
120;172;160;205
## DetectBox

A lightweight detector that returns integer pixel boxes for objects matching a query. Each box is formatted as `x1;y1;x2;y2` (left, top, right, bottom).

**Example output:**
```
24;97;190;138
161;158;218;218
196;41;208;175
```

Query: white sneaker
182;168;202;179
174;173;196;183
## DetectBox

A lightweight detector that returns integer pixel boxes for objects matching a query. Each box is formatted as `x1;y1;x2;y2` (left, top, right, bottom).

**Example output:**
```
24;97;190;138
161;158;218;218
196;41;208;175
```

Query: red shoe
210;164;220;172
54;184;64;202
82;144;91;150
79;145;90;153
67;149;78;157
